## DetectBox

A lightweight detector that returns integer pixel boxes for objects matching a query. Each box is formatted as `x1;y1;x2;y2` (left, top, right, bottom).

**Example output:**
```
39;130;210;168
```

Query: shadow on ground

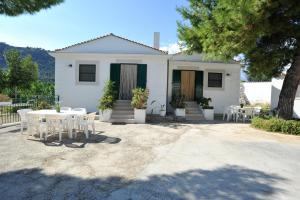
0;165;285;200
28;132;121;148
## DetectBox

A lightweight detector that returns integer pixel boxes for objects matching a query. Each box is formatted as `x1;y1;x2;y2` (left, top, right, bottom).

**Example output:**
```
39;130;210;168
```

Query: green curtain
110;64;121;98
195;71;204;100
137;64;147;89
172;70;181;96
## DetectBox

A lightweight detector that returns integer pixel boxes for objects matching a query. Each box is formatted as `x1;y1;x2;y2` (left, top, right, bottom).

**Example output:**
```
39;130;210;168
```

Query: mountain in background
0;42;54;82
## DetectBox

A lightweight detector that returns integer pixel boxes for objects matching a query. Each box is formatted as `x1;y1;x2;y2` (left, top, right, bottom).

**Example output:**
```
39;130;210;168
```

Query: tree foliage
4;49;39;96
178;0;300;119
178;0;300;78
0;0;64;16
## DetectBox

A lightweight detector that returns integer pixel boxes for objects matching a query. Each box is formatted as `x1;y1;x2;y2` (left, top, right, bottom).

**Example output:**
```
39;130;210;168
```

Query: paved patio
0;121;300;200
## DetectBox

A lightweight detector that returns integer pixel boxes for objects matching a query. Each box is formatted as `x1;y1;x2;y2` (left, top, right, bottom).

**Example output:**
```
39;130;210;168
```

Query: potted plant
159;104;166;117
170;95;186;117
0;94;12;106
99;80;117;122
199;97;214;120
131;88;149;123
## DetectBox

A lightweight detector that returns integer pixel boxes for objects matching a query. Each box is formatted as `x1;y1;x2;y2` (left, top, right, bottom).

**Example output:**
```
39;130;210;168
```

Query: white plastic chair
240;107;254;122
72;108;87;114
78;112;96;139
44;114;64;141
61;107;72;111
223;105;238;121
17;109;33;134
253;106;262;116
26;113;46;137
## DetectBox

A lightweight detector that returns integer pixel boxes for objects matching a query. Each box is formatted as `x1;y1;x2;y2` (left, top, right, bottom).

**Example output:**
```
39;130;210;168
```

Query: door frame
171;69;204;101
110;63;147;100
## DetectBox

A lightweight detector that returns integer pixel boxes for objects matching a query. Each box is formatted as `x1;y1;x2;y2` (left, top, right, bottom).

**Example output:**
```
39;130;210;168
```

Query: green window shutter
172;70;181;96
137;64;147;89
110;64;121;97
195;71;204;100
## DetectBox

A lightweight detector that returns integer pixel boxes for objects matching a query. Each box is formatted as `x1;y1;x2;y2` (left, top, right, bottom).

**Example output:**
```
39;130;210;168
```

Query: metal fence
0;96;55;126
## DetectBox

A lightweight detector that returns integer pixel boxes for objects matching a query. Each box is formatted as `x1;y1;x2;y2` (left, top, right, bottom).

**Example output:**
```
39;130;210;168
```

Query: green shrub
170;94;185;108
99;80;117;111
131;88;149;109
198;97;213;109
251;117;300;135
37;101;52;110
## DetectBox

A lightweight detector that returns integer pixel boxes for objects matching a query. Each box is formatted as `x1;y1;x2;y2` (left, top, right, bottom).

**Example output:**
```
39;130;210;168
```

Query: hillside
0;42;54;82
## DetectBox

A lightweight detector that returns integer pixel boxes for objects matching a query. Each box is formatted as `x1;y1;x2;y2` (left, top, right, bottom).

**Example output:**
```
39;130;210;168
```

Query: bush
131;88;149;109
37;101;52;110
99;80;117;111
198;97;213;109
251;117;300;135
170;94;185;109
252;103;271;117
0;94;11;102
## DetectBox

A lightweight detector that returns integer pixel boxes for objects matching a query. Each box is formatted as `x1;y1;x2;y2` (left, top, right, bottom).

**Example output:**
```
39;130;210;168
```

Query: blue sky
0;0;188;52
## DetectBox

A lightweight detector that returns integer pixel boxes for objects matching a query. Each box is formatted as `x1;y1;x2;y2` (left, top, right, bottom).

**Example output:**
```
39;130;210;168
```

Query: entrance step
185;101;204;121
110;100;135;123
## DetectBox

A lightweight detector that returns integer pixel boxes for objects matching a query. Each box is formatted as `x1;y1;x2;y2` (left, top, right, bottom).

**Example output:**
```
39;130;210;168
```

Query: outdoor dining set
223;105;261;122
17;107;96;141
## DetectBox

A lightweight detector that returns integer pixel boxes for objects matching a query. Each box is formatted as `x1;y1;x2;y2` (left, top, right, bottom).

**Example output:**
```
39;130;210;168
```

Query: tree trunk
277;50;300;119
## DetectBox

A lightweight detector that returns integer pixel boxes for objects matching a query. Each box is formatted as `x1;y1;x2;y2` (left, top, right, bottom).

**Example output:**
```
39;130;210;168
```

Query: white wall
168;61;241;114
54;53;168;114
271;78;300;118
242;82;272;104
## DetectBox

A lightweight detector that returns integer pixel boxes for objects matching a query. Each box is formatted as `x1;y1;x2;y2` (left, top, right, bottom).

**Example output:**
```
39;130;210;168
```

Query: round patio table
27;109;86;138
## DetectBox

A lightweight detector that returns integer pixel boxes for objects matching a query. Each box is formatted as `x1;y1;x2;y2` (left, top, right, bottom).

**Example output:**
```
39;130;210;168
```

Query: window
79;64;96;82
207;72;223;88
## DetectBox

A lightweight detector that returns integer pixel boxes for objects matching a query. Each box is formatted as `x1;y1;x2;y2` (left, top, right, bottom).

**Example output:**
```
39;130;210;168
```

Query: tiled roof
54;33;168;54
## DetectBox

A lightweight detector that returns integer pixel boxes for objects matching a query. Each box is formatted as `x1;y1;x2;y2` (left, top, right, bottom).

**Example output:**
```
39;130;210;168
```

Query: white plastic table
27;109;86;138
27;109;85;117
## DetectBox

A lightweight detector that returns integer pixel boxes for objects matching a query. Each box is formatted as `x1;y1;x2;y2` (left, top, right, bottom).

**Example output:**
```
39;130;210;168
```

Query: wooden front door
181;71;195;101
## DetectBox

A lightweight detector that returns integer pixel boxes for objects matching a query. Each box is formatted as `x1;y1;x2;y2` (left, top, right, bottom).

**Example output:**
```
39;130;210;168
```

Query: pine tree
0;0;63;16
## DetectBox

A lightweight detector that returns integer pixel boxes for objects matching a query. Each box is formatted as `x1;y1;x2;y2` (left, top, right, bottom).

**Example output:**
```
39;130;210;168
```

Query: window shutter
110;64;121;97
137;64;147;89
172;70;181;96
195;71;204;100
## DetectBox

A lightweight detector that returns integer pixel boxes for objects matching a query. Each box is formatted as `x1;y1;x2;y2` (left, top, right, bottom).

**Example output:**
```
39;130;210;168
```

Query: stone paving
0;121;300;199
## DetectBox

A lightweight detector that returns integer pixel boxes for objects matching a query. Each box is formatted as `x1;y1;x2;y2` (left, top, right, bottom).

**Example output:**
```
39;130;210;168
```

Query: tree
5;49;39;97
0;68;8;92
0;0;64;16
178;0;300;119
21;55;39;84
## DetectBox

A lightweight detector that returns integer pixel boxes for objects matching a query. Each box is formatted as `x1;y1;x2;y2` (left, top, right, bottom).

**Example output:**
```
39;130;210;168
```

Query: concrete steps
110;100;135;123
185;101;204;121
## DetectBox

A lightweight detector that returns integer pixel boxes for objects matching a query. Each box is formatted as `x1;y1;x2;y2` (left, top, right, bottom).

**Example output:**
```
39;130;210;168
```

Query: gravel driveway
0;121;300;200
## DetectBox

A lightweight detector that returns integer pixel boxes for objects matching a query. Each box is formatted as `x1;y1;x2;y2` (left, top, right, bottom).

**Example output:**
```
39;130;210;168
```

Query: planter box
160;110;166;117
203;109;214;120
99;109;112;122
175;108;185;117
134;108;146;124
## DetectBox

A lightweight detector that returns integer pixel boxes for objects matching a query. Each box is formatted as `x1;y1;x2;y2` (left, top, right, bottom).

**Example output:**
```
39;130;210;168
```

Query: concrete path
0;122;299;199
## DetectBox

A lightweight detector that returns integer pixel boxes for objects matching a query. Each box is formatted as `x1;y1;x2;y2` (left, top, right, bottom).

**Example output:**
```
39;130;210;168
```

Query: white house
50;33;241;121
168;53;240;114
50;33;168;114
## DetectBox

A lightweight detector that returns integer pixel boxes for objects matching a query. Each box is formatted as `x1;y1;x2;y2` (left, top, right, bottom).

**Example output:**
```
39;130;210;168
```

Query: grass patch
251;117;300;135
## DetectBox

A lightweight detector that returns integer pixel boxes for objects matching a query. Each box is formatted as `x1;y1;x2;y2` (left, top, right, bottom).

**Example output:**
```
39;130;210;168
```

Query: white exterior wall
271;78;300;118
54;53;168;113
168;61;241;114
242;82;272;104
